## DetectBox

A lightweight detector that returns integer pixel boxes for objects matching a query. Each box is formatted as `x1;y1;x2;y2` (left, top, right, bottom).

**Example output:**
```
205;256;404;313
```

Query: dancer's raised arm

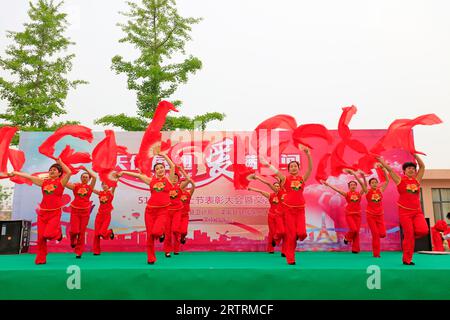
344;169;367;195
302;146;313;182
376;156;401;185
321;180;347;197
259;156;285;186
10;171;43;186
414;154;425;183
248;187;270;199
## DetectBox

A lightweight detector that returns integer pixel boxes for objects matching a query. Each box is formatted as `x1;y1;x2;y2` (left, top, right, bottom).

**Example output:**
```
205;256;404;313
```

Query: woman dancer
92;181;117;255
164;167;192;257
277;147;313;265
248;174;285;254
66;167;97;259
377;154;429;265
322;169;367;254
10;159;71;264
364;164;389;257
118;146;176;264
172;165;195;255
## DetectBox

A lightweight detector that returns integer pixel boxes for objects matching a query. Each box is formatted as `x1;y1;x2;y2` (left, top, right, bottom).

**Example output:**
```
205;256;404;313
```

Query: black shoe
268;252;275;254
403;261;415;266
76;255;81;259
148;261;155;265
110;230;115;240
272;240;276;247
174;252;179;255
352;251;359;254
288;262;296;265
180;236;186;245
159;234;165;243
57;234;63;242
165;253;171;258
343;238;349;245
93;253;100;256
281;253;286;257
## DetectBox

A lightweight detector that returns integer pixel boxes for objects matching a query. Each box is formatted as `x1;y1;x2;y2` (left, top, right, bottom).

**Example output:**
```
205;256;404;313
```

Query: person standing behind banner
322;169;367;254
248;175;285;254
172;165;195;255
277;146;313;265
117;145;176;264
377;154;429;265
9;159;71;264
164;167;192;257
66;167;96;259
364;164;389;258
92;181;118;255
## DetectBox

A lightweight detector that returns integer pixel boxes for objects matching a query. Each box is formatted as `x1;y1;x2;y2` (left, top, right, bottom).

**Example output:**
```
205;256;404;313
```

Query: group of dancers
4;144;195;265
3;141;428;266
247;146;428;265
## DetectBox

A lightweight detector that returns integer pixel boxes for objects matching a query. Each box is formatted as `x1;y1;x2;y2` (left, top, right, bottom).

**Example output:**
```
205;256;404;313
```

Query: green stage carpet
1;251;449;300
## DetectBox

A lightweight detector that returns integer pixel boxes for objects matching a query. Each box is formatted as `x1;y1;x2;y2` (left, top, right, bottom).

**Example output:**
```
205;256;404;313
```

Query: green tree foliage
95;0;225;131
0;0;86;135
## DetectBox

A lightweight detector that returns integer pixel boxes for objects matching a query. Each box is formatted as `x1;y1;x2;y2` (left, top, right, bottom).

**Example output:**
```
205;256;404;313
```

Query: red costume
397;176;429;264
145;176;171;263
283;175;307;264
69;183;93;257
431;220;447;251
164;183;183;254
366;188;386;257
35;178;64;264
344;191;362;253
172;189;192;253
93;190;114;255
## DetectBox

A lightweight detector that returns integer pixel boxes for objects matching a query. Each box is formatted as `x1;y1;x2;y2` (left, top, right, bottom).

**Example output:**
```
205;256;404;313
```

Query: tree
0;0;87;134
95;0;225;131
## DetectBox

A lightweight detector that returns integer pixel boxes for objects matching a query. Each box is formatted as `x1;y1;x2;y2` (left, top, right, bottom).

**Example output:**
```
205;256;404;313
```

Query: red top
148;176;171;208
180;190;192;213
366;188;383;215
345;191;362;215
397;176;421;211
98;190;114;214
269;192;282;214
70;183;93;209
283;175;305;207
169;183;183;210
40;178;64;211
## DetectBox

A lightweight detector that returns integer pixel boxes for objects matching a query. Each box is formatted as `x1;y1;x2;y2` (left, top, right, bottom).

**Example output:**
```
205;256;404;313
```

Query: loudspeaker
0;220;32;254
400;217;432;251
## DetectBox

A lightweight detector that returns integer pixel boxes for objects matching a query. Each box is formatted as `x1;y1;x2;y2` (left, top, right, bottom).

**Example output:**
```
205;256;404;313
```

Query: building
422;169;450;226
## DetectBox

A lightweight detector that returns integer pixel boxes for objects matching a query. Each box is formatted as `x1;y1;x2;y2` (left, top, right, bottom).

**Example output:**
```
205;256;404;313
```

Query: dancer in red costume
92;181;117;255
248;174;285;254
118;145;176;264
9;159;71;264
66;167;97;259
322;169;367;254
258;157;288;258
164;166;192;257
377;154;429;265
172;165;195;255
274;146;313;265
363;164;389;257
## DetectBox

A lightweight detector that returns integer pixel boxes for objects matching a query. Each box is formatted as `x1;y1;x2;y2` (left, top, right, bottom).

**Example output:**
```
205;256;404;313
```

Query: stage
1;251;449;300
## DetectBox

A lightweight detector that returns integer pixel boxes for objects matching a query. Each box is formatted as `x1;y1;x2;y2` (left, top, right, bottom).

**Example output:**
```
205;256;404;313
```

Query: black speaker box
0;220;32;254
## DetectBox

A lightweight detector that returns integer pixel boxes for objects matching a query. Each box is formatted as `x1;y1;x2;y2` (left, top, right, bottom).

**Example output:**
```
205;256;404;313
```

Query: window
432;188;450;224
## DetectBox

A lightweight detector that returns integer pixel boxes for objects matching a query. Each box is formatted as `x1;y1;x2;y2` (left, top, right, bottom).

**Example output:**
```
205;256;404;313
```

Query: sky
0;0;449;168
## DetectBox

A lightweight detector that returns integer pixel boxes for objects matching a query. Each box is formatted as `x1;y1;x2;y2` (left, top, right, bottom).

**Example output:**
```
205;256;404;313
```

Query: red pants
172;211;189;253
345;214;361;253
35;209;62;264
366;214;386;257
267;212;277;253
164;209;183;254
399;208;429;264
145;206;168;263
93;211;113;255
69;207;91;257
284;206;307;264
